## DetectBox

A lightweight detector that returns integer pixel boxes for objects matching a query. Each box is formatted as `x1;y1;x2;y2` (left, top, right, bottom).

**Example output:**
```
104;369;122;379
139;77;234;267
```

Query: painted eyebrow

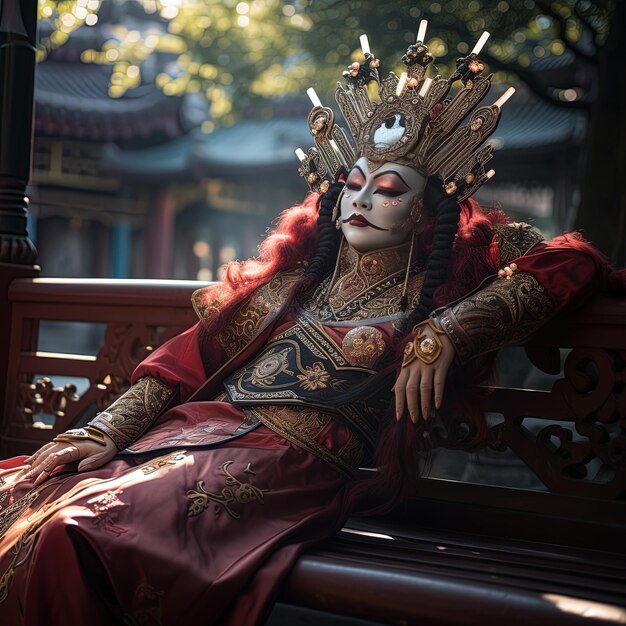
373;170;410;187
349;165;366;179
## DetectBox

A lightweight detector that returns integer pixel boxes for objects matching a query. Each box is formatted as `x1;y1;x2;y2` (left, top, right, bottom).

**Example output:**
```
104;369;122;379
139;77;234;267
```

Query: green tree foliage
37;0;624;261
301;0;614;110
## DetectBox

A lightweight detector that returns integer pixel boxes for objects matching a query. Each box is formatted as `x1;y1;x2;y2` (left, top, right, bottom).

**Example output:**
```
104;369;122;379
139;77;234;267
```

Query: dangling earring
410;193;423;225
331;188;345;223
400;229;416;311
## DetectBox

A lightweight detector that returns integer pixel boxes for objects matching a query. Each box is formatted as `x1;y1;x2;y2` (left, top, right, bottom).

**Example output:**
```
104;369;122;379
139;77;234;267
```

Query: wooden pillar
0;0;38;266
0;0;40;431
145;187;174;279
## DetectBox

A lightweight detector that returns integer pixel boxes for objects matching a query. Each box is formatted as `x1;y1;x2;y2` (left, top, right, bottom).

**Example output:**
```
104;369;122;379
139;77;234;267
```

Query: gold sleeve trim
492;222;544;266
435;271;556;364
89;376;176;450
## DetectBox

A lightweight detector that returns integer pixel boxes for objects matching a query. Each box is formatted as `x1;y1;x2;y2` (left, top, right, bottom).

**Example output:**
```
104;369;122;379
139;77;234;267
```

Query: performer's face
340;157;427;253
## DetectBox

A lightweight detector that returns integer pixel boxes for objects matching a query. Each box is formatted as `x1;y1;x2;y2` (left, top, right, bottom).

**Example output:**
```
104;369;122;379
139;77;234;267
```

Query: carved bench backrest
1;278;205;457
2;278;625;546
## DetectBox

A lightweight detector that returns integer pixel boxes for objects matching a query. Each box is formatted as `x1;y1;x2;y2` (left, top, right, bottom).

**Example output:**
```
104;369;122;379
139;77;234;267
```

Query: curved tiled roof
100;86;585;180
35;60;186;142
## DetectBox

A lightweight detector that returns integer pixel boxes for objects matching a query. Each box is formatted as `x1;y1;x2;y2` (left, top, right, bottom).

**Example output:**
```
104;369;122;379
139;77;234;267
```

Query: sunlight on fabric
543;594;626;623
341;528;395;541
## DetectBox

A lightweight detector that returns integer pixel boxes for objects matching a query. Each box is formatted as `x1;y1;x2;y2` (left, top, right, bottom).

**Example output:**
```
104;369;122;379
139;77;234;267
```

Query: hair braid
395;187;462;338
303;182;343;282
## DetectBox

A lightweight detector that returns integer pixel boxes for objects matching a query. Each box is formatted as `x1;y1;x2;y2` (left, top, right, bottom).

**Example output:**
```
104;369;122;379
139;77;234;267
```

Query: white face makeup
339;157;427;253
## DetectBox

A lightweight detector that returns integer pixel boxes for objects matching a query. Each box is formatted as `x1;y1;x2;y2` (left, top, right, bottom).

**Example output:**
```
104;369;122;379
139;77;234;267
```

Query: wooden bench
2;278;625;625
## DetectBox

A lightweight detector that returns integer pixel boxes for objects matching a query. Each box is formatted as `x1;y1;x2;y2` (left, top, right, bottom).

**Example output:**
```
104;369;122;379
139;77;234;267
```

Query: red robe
0;229;620;625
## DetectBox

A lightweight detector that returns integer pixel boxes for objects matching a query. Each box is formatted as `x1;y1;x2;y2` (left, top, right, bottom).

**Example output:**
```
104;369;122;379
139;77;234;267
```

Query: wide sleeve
84;321;220;449
131;321;217;402
432;225;611;364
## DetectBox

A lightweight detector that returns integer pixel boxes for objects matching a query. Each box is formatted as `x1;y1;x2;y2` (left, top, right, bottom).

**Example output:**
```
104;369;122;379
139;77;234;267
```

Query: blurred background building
30;0;601;283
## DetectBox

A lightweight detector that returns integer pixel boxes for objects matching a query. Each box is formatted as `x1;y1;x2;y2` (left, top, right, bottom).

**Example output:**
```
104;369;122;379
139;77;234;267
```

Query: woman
0;31;619;626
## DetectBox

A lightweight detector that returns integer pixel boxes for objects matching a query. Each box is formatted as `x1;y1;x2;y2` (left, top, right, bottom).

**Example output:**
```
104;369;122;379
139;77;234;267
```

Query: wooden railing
3;278;626;492
2;279;626;533
1;278;203;456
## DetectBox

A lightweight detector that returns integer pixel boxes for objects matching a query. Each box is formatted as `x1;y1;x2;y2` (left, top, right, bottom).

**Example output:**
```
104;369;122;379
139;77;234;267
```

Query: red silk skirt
0;424;347;625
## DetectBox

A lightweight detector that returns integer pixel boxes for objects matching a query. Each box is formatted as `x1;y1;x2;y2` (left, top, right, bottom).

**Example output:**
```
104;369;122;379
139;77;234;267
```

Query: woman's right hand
22;431;118;486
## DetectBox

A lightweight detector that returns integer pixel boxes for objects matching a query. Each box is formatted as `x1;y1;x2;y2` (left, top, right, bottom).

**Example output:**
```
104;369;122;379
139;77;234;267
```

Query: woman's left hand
393;324;456;423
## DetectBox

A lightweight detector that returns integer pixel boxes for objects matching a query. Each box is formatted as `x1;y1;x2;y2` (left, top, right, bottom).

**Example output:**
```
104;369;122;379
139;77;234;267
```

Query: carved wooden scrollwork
16;322;187;433
485;346;626;498
17;377;80;423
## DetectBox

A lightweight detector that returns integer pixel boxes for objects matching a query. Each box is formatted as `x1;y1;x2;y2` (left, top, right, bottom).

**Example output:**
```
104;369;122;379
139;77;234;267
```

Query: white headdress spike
471;31;490;55
396;72;408;97
417;20;428;44
493;86;516;109
359;34;371;57
306;87;322;108
419;77;433;98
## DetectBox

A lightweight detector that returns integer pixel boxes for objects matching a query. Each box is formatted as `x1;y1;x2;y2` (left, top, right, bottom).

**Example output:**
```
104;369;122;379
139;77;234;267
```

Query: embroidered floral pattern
186;461;267;520
85;490;128;537
141;451;187;475
297;362;331;390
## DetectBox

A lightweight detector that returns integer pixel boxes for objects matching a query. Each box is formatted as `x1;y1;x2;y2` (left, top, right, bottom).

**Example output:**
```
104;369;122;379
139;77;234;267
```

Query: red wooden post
145;187;174;279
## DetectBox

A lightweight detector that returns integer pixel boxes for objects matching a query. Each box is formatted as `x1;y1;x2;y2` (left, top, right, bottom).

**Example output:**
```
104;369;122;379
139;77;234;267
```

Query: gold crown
296;25;515;203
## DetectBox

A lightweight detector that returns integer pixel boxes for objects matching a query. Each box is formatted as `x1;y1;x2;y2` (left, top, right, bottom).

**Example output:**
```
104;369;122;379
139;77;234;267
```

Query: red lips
346;214;371;227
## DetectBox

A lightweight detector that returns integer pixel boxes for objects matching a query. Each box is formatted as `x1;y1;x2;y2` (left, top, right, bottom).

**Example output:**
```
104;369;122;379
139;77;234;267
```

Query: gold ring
402;319;446;367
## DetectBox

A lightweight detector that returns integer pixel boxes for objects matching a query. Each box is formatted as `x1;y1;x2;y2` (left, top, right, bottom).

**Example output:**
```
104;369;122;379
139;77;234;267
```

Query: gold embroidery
301;243;425;322
226;317;355;403
296;362;331;390
291;409;330;439
89;376;175;450
341;326;386;367
0;490;39;541
493;222;544;265
217;269;305;357
191;285;223;322
218;294;271;358
243;406;362;478
0;486;45;603
436;270;555;363
141;451;187;475
0;568;15;605
243;348;294;386
186;461;267;519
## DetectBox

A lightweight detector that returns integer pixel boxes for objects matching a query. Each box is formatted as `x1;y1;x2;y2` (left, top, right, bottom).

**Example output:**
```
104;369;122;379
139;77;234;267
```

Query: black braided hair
395;179;463;338
303;180;344;282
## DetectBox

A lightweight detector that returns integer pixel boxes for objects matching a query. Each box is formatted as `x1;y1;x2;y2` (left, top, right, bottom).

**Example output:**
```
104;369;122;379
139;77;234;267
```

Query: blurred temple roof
97;84;586;184
35;61;191;142
34;13;587;185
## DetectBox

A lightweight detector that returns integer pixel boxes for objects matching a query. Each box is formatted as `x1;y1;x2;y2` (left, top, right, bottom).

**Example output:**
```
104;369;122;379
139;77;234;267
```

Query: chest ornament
342;326;386;367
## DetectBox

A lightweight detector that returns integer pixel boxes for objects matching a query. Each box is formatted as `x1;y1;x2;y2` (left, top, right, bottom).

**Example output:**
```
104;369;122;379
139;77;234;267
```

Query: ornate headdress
296;22;515;203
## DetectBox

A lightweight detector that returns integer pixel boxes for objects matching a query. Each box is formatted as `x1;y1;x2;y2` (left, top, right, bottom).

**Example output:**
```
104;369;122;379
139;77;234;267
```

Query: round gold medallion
342;326;386;368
